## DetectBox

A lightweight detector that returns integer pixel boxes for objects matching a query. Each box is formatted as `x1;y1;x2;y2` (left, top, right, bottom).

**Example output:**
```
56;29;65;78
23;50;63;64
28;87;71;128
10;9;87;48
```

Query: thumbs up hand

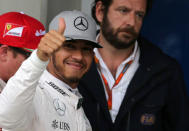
58;17;66;34
37;18;66;61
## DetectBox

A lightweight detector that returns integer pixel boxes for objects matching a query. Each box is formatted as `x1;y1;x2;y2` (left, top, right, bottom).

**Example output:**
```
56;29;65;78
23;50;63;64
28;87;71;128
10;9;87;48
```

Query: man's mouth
66;61;84;70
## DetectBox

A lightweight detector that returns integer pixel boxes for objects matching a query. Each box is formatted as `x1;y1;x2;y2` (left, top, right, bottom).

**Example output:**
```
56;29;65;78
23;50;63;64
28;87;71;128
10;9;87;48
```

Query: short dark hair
0;44;30;58
91;0;153;25
9;46;31;58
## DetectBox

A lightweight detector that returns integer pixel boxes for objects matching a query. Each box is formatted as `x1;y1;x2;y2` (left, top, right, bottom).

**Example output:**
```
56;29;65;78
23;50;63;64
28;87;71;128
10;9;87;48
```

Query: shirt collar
0;78;6;92
122;41;139;65
42;70;72;91
94;40;139;66
40;70;82;110
43;70;79;94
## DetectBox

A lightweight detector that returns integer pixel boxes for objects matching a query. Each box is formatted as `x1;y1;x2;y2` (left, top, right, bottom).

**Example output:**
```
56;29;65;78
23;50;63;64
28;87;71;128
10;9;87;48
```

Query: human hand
37;18;66;61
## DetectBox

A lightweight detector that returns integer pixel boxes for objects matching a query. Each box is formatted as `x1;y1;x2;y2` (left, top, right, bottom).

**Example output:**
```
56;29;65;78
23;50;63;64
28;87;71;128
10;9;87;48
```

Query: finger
58;17;66;35
37;37;57;61
37;46;54;61
48;30;65;44
42;36;60;51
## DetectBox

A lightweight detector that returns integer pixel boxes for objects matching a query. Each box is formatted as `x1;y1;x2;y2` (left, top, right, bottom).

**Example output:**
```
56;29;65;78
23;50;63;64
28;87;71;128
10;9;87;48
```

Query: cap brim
22;48;34;52
65;36;102;48
9;46;32;57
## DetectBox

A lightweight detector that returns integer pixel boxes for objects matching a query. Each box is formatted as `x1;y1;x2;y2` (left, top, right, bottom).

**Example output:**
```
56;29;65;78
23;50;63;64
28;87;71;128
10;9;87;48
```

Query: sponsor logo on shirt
53;98;66;116
52;120;70;131
140;113;155;125
46;81;70;97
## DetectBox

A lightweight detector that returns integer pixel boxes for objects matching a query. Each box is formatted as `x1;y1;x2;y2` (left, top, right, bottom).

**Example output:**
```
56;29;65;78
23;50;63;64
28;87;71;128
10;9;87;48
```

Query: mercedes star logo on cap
74;16;88;31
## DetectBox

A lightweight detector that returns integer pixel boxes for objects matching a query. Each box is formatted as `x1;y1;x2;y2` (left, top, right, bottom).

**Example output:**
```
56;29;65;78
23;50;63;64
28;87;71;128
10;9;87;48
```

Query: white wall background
81;0;93;16
0;0;94;28
46;0;81;30
0;0;48;26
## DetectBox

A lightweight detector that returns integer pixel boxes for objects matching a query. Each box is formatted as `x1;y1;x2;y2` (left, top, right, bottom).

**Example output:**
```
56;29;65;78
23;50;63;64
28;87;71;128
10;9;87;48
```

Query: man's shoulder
138;36;179;66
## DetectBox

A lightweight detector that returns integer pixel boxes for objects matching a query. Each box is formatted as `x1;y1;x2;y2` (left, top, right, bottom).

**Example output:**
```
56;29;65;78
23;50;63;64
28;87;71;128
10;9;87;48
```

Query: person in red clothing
0;11;45;131
0;12;45;92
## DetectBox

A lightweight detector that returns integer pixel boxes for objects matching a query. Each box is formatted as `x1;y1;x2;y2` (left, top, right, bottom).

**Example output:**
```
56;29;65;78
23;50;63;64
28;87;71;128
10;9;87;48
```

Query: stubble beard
52;55;80;85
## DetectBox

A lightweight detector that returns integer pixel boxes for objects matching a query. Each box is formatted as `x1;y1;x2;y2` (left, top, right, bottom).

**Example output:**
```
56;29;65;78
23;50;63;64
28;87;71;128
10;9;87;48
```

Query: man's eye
63;44;75;49
136;12;145;19
83;47;93;51
120;9;127;13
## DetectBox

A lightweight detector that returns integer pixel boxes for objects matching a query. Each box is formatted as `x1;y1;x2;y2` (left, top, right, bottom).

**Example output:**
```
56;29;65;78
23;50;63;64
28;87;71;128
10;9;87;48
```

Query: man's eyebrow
116;6;131;10
136;9;146;14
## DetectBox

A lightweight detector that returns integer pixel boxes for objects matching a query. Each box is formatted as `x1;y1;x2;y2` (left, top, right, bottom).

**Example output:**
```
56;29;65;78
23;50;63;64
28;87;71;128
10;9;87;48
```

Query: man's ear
96;1;105;24
0;45;9;62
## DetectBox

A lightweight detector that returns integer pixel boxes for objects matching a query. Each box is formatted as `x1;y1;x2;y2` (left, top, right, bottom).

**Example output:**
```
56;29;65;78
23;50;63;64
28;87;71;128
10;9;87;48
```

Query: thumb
58;17;66;34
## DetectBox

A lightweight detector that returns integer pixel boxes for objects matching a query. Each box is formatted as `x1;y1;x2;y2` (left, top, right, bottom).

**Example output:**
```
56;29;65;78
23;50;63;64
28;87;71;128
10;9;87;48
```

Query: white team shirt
0;50;91;131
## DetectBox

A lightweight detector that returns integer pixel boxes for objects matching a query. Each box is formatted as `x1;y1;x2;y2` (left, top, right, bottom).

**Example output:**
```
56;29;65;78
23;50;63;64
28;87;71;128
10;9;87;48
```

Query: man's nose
124;13;136;27
71;49;83;60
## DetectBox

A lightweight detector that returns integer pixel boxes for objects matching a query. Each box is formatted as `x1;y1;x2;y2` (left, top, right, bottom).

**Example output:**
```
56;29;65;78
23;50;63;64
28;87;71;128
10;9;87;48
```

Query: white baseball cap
49;10;102;48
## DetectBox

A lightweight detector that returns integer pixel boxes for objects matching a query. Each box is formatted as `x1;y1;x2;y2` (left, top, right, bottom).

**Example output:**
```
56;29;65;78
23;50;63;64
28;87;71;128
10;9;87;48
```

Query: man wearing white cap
0;12;45;92
0;10;101;131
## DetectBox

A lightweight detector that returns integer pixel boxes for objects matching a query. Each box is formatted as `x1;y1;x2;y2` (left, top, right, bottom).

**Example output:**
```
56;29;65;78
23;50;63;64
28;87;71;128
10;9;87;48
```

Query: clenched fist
37;18;66;61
